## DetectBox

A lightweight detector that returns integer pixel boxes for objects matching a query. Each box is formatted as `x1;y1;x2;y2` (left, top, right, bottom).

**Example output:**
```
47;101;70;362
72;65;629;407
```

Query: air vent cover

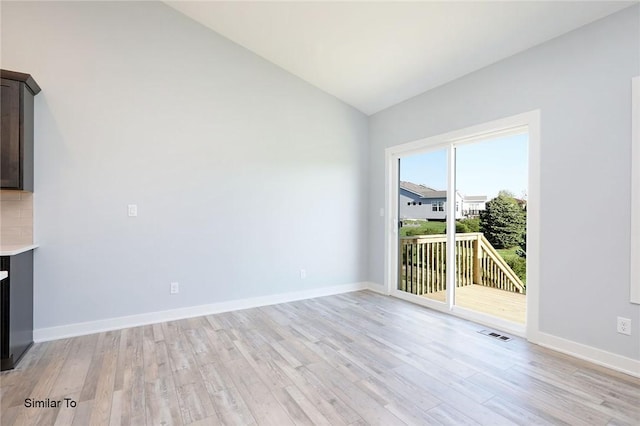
478;329;512;342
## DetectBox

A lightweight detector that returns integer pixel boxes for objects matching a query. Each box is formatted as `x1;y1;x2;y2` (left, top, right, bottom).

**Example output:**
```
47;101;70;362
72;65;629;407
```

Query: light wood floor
1;291;638;426
424;284;526;324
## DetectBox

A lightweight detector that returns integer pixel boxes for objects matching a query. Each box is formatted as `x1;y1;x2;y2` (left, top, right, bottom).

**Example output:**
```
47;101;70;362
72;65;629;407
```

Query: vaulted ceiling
166;1;635;115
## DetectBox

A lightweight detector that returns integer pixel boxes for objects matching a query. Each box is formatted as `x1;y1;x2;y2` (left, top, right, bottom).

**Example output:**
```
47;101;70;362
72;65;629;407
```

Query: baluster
420;241;424;294
431;241;435;293
436;241;440;292
492;262;496;288
441;241;445;292
401;243;406;292
425;242;430;294
469;240;472;285
456;240;460;287
466;240;470;285
460;240;464;286
416;242;420;294
421;242;424;295
411;243;416;294
463;240;467;286
421;242;427;294
407;243;414;293
483;254;488;286
494;263;497;288
439;241;443;292
437;242;440;292
404;242;409;292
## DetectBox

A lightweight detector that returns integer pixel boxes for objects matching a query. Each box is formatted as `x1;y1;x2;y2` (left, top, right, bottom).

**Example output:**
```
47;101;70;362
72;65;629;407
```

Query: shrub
505;256;527;283
480;194;526;249
458;218;480;232
517;232;527;258
455;222;470;233
444;218;479;234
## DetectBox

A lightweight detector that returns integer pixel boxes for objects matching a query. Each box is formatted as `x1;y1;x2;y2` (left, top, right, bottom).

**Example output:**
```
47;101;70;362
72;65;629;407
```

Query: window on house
432;201;444;211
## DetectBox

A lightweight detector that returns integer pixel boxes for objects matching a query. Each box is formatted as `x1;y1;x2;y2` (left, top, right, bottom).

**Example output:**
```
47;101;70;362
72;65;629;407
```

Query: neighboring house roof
464;195;487;202
401;181;484;201
400;181;448;199
428;190;448;199
400;181;437;197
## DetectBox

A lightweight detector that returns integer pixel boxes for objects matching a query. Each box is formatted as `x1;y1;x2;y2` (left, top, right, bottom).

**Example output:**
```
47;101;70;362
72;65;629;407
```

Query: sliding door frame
384;110;540;339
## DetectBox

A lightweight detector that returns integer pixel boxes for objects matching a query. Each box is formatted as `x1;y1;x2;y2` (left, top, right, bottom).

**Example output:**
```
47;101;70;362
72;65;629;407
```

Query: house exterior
400;181;487;220
399;181;463;220
462;195;488;217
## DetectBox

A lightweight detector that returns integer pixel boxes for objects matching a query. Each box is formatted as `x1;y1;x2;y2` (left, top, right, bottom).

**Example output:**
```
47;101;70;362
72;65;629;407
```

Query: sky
400;133;528;200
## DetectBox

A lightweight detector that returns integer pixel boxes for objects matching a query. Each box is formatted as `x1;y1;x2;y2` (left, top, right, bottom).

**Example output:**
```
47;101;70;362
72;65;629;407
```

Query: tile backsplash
0;191;33;246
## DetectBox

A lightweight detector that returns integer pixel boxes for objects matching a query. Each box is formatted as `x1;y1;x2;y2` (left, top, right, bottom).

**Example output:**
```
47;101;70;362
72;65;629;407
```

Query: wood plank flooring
1;291;638;425
424;284;526;324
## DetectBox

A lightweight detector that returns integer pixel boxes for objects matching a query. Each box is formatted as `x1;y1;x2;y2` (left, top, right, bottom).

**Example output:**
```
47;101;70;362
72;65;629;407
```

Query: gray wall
1;1;369;329
369;5;640;359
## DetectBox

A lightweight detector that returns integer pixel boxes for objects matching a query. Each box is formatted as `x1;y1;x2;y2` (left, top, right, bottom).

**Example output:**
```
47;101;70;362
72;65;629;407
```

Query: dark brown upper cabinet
1;70;41;191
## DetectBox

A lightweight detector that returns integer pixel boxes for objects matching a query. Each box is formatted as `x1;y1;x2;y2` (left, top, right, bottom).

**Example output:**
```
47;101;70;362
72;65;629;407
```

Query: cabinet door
0;257;9;360
1;79;21;188
8;252;33;364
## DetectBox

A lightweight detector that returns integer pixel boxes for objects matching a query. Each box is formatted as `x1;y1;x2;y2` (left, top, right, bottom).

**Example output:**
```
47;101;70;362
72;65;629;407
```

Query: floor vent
478;329;512;342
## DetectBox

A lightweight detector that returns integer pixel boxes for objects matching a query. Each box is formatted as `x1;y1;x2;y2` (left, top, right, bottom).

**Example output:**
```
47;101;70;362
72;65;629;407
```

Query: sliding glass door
396;133;528;326
453;134;528;324
398;149;449;304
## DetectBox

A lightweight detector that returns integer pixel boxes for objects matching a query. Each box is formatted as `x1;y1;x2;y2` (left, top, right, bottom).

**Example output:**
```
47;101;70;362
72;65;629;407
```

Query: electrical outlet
170;282;179;294
617;317;631;335
300;269;307;279
128;204;138;217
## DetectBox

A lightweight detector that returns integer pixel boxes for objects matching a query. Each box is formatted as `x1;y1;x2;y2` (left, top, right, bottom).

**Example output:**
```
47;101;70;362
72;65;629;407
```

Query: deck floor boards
423;284;526;324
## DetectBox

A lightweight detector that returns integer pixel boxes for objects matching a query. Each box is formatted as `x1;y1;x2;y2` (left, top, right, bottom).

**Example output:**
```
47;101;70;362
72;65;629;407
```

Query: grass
400;220;446;237
496;247;520;261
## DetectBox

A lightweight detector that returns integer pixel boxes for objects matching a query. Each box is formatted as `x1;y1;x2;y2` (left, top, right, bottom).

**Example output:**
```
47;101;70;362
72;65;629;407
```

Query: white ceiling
166;1;636;115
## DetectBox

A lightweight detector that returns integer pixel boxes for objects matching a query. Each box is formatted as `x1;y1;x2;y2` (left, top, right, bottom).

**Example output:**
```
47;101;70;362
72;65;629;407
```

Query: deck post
473;234;482;285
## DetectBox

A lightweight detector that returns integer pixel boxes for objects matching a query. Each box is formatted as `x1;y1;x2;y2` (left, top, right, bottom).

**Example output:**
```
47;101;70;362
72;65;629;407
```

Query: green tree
480;193;526;249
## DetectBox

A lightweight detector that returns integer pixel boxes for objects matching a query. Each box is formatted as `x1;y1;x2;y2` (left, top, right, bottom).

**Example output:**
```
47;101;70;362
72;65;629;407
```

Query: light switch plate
128;204;138;217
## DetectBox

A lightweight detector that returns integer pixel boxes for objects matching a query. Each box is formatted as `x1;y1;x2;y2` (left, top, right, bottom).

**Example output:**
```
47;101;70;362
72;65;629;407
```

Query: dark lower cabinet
0;250;34;371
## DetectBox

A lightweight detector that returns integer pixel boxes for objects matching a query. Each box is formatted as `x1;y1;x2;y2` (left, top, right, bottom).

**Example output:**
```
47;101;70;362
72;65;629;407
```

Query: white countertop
0;244;39;256
0;271;7;280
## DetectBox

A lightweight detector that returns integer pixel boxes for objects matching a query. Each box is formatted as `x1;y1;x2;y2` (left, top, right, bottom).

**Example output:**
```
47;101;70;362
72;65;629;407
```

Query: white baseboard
33;282;370;342
364;281;388;295
529;331;640;378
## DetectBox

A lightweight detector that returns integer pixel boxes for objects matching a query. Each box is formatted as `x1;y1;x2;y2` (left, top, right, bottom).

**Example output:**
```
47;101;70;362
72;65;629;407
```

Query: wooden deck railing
400;232;525;296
